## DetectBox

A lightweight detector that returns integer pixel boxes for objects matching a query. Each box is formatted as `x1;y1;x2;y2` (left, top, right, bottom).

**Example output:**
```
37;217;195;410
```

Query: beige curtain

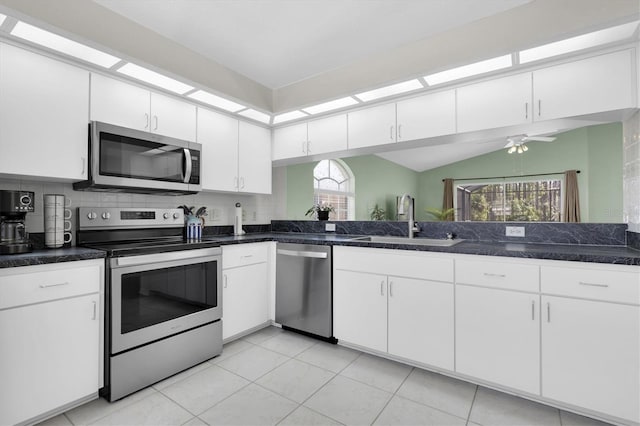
563;170;581;222
442;178;454;221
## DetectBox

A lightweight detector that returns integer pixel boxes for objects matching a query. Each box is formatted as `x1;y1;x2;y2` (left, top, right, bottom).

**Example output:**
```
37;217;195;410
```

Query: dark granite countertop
2;232;639;269
0;247;107;269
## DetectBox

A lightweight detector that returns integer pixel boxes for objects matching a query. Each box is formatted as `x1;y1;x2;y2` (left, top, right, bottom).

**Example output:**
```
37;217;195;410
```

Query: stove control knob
173;213;180;220
163;212;170;219
87;212;97;220
101;212;111;220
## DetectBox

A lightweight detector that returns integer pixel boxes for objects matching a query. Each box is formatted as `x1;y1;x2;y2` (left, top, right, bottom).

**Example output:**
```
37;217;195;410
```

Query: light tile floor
39;326;613;426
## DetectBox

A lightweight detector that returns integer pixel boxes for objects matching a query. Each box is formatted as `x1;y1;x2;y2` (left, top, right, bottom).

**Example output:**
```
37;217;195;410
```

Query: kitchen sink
349;236;464;246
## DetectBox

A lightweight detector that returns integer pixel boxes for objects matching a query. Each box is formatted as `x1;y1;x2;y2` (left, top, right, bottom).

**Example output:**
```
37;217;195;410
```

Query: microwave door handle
183;148;192;183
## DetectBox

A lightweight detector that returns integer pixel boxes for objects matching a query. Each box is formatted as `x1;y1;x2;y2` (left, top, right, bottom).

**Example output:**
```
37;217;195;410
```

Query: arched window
313;159;355;220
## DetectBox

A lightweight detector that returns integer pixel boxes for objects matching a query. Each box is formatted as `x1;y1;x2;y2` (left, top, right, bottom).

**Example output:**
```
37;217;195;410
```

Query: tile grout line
368;366;415;425
465;385;479;426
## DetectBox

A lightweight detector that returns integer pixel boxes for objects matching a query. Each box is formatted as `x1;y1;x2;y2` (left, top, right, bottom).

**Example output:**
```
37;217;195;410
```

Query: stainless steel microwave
74;121;201;195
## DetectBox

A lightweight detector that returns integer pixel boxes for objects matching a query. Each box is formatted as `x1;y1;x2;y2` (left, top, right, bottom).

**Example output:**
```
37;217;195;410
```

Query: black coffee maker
0;190;34;254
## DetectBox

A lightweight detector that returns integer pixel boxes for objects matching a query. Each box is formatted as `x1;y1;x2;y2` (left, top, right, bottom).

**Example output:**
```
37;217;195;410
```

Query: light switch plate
325;223;336;232
505;226;525;237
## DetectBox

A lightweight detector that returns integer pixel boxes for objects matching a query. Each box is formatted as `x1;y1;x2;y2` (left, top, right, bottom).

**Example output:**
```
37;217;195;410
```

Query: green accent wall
417;123;623;222
286;155;419;220
285;123;623;223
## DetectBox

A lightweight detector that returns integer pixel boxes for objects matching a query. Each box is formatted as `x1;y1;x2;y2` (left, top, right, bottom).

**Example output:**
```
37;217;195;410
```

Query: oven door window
99;132;186;183
120;261;218;334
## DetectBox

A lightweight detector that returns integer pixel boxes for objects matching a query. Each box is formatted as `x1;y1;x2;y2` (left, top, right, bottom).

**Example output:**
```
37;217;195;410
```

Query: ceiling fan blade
523;136;556;142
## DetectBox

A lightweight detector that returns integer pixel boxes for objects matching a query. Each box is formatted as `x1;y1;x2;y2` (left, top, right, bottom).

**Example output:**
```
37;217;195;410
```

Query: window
313;159;355;220
456;179;562;222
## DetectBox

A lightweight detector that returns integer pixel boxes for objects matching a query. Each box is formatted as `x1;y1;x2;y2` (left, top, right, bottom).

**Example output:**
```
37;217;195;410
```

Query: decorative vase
317;210;330;221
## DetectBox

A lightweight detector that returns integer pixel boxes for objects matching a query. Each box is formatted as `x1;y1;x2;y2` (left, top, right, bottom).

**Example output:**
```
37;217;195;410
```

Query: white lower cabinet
222;243;270;340
0;260;103;426
333;247;454;370
456;285;540;394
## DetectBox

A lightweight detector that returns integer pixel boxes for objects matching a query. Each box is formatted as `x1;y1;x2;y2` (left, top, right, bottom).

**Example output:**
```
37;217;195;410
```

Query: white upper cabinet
348;103;397;149
533;50;635;121
238;121;272;194
272;114;348;161
307;114;348;156
396;90;456;142
197;108;271;194
90;73;196;141
197;107;238;192
272;122;307;160
0;43;89;180
457;72;532;133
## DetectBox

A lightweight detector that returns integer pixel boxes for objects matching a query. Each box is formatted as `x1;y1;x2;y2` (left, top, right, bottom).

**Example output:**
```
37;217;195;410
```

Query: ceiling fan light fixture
522;144;528;152
508;146;517;154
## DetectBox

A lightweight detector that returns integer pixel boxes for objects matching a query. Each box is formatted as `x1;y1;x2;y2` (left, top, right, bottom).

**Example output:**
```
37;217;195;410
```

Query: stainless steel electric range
77;207;222;401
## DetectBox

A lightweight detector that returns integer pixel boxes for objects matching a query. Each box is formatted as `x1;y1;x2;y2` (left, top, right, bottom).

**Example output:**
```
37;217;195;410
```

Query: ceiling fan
505;134;556;154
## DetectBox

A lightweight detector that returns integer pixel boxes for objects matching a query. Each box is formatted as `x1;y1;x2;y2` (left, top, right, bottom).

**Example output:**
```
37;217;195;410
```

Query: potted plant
424;207;456;221
305;202;335;221
369;203;386;221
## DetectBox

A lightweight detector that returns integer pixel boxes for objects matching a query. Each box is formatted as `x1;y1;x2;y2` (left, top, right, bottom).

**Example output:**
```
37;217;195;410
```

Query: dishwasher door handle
277;249;328;259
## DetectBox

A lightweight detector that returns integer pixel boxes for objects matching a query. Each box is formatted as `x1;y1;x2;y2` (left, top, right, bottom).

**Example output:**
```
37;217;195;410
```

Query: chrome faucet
398;193;421;238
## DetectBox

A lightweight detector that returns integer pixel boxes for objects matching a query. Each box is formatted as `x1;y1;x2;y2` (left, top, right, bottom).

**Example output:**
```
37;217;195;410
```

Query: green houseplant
305;202;335;221
369;203;386;221
424;207;456;221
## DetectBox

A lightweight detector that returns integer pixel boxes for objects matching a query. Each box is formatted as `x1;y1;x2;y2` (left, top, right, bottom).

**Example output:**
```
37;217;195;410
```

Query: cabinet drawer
333;246;453;282
456;259;539;292
223;242;269;269
541;265;640;304
0;262;101;310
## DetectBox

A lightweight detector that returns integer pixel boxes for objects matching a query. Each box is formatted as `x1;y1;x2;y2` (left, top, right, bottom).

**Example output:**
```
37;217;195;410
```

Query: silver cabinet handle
183;148;192;184
483;273;506;278
525;102;528;119
380;281;385;296
307;140;311;154
144;113;149;129
302;141;307;154
240;177;245;189
398;125;402;140
538;100;541;117
531;300;535;320
234;177;239;190
546;302;551;323
81;157;86;175
40;281;69;288
579;281;609;288
224;274;228;288
277;249;328;259
92;301;97;320
153;115;159;130
390;125;394;140
389;281;394;297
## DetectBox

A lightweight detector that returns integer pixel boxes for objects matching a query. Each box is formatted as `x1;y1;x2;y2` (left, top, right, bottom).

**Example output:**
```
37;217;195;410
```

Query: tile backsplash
0;177;275;242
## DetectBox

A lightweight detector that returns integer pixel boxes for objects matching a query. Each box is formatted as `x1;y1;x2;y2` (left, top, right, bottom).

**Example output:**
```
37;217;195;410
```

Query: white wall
623;111;640;232
0;176;275;237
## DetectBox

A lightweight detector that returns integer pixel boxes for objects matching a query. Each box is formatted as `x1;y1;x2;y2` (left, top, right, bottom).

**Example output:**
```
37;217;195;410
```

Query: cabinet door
347;103;397;149
456;285;540;394
533;50;635;121
541;296;639;423
0;294;99;426
222;263;269;340
457;72;532;133
396;90;456;142
272;122;307;161
0;43;89;180
307;114;348;155
388;276;454;370
238;121;272;194
197;108;239;192
150;92;197;141
90;73;150;131
333;270;387;352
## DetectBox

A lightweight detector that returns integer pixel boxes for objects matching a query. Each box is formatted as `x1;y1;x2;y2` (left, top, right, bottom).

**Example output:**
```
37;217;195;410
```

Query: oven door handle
112;247;221;268
183;148;193;184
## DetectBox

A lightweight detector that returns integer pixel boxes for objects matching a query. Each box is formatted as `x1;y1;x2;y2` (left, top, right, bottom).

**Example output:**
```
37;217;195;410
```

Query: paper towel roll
234;202;245;235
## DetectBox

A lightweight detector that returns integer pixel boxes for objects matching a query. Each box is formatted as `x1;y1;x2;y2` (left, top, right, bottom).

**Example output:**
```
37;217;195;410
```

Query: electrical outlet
325;223;336;232
505;226;525;237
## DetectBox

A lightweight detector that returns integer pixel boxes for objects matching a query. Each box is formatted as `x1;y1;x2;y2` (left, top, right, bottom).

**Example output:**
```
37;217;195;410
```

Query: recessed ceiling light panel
519;20;640;64
424;55;513;86
238;109;271;124
302;97;359;114
188;90;246;112
354;80;423;102
117;63;194;94
10;21;121;68
273;110;308;124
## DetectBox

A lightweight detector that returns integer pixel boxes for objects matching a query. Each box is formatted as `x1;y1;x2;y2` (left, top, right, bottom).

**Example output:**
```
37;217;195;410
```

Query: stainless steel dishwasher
276;243;334;340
